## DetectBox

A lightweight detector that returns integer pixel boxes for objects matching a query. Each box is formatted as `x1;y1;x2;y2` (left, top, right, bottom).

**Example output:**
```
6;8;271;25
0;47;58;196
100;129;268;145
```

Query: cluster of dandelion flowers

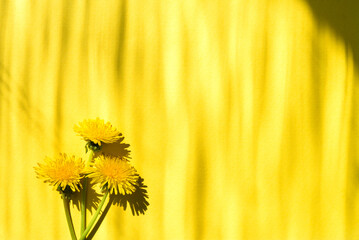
74;118;121;146
88;155;139;195
34;153;85;192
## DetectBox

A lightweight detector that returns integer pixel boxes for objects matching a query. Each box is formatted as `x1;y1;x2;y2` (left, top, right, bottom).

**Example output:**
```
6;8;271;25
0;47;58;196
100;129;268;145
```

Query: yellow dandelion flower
74;118;121;146
34;153;85;192
87;155;139;195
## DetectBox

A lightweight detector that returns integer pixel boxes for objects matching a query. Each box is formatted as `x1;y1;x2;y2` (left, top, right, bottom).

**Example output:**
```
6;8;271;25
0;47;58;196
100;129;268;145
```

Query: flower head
87;155;139;195
74;118;121;146
34;153;85;192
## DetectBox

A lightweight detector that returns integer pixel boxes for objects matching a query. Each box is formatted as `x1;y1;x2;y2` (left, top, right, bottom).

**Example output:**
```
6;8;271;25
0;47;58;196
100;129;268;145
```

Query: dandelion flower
34;153;85;192
88;155;139;195
74;118;121;146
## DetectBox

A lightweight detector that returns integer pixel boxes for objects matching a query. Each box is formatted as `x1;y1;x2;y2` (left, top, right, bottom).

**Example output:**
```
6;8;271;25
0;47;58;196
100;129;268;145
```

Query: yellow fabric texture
0;0;358;239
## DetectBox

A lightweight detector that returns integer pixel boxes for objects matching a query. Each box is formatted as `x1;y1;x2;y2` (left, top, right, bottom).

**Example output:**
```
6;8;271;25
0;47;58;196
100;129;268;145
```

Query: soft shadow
86;176;149;240
59;180;102;214
111;176;149;216
100;135;131;160
305;0;359;67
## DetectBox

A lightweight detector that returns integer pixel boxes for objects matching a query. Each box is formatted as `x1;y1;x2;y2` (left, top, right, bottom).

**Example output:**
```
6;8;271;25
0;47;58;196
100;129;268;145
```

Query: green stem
62;193;77;240
81;150;95;235
79;191;109;240
81;178;88;234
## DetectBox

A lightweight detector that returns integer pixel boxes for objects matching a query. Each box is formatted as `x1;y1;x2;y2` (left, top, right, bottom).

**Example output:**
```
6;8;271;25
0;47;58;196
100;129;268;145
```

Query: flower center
49;164;77;180
101;162;128;181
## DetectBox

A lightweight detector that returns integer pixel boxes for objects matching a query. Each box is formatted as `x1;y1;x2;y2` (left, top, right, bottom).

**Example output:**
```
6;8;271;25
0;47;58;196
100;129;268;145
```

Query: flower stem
81;150;95;235
62;193;77;240
81;178;88;235
79;190;109;240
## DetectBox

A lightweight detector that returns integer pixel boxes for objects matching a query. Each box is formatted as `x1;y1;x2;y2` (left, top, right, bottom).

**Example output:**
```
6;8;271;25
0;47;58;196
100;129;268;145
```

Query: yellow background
0;0;359;239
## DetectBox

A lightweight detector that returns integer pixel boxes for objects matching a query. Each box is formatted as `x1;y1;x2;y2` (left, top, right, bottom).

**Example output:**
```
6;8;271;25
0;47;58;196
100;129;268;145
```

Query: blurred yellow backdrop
0;0;359;239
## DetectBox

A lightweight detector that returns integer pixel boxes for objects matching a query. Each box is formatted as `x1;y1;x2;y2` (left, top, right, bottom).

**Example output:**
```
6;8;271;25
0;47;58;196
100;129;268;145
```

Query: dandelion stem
79;190;109;240
81;150;95;235
62;193;77;240
81;178;87;235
